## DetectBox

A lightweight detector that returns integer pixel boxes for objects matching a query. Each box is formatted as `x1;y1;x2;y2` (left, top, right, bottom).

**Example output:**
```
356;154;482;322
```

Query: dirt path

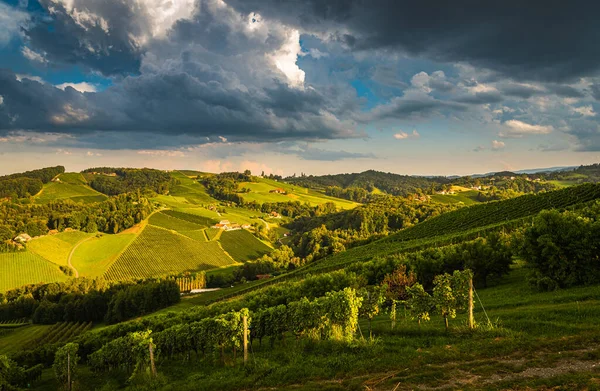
68;236;94;278
259;218;270;230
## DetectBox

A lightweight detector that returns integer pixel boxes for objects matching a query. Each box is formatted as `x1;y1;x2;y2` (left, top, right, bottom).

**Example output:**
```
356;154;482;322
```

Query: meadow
71;233;137;277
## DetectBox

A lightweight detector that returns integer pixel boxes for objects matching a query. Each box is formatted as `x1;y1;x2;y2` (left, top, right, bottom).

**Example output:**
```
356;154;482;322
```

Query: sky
1;0;600;177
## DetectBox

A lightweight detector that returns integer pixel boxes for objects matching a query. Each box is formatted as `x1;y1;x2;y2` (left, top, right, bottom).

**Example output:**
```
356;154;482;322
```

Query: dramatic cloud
21;46;47;64
56;82;98;93
0;3;28;46
225;0;600;82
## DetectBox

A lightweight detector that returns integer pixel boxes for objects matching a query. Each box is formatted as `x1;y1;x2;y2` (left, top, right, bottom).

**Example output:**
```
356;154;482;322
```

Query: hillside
34;173;107;204
285;169;448;196
238;177;359;209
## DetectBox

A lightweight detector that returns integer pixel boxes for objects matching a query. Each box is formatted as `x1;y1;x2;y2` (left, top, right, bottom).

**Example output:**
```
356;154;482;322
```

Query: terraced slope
220;230;272;262
105;225;235;280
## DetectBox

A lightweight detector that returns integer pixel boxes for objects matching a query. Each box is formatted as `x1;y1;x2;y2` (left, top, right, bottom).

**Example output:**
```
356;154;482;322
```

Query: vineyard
0;252;67;292
27;231;93;267
220;230;273;262
34;173;107;204
162;210;216;226
388;183;600;243
148;211;207;232
70;233;137;277
105;226;235;280
0;321;92;354
205;228;222;241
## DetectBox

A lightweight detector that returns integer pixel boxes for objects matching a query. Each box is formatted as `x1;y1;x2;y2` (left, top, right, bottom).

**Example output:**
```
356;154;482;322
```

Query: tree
406;283;433;325
53;343;79;390
359;285;386;338
382;264;417;301
433;273;456;330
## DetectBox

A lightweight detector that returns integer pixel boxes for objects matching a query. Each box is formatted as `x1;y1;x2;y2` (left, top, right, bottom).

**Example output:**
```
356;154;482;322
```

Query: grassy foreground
24;265;600;390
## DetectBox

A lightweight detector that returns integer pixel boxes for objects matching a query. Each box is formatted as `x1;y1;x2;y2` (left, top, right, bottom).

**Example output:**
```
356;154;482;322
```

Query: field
27;231;93;267
220;229;272;262
71;233;137;277
430;189;480;205
0;252;67;292
35;173;107;204
168;171;215;204
238;177;359;209
205;228;223;241
148;211;208;232
0;322;92;355
105;225;236;280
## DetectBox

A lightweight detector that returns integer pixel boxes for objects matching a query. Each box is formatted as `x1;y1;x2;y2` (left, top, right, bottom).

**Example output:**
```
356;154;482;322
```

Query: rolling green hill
27;231;93;267
34;172;107;204
238;177;359;209
0;252;67;292
105;225;236;280
71;233;137;277
220;229;272;262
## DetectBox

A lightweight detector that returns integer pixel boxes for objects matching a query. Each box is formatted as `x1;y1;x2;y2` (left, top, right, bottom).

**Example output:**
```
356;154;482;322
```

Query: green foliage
53;342;79;388
406;283;433;324
358;285;386;336
85;167;173;196
521;206;600;289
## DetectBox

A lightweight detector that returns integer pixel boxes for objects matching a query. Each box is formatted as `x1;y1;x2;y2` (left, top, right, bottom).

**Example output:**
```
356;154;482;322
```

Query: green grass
105;226;236;280
220;229;273;262
71;233;137;277
27;231;93;266
35;173;107;204
238;178;359;209
205;228;222;241
148;212;207;232
431;190;480;205
169;171;215;204
0;324;51;354
0;252;67;292
58;265;600;391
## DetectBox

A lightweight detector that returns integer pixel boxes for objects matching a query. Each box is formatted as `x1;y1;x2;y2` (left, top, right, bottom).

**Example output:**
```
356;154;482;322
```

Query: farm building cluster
211;220;252;231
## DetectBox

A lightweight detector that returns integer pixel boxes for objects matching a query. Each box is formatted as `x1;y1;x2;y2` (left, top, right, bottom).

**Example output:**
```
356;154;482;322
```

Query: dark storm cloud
0;69;354;145
225;0;600;82
358;97;467;122
25;0;144;76
453;91;504;104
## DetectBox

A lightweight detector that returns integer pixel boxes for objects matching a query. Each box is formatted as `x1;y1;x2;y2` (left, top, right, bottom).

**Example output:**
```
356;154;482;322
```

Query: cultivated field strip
220;230;272;262
0;252;67;292
105;225;235;280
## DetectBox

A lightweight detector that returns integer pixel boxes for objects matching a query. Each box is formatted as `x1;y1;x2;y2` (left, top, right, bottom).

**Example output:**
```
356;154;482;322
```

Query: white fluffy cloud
21;46;47;63
56;82;98;93
492;140;505;150
270;28;305;88
393;130;420;139
501;120;553;137
572;105;596;117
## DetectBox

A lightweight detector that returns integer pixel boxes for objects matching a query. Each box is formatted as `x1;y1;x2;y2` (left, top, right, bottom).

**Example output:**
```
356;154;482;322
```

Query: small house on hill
13;233;32;243
269;188;286;194
219;220;230;225
270;211;282;218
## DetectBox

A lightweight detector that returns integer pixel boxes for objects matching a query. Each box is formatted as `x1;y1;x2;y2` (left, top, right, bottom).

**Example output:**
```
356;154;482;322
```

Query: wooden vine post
67;351;71;391
149;343;157;377
468;276;474;330
243;315;249;365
